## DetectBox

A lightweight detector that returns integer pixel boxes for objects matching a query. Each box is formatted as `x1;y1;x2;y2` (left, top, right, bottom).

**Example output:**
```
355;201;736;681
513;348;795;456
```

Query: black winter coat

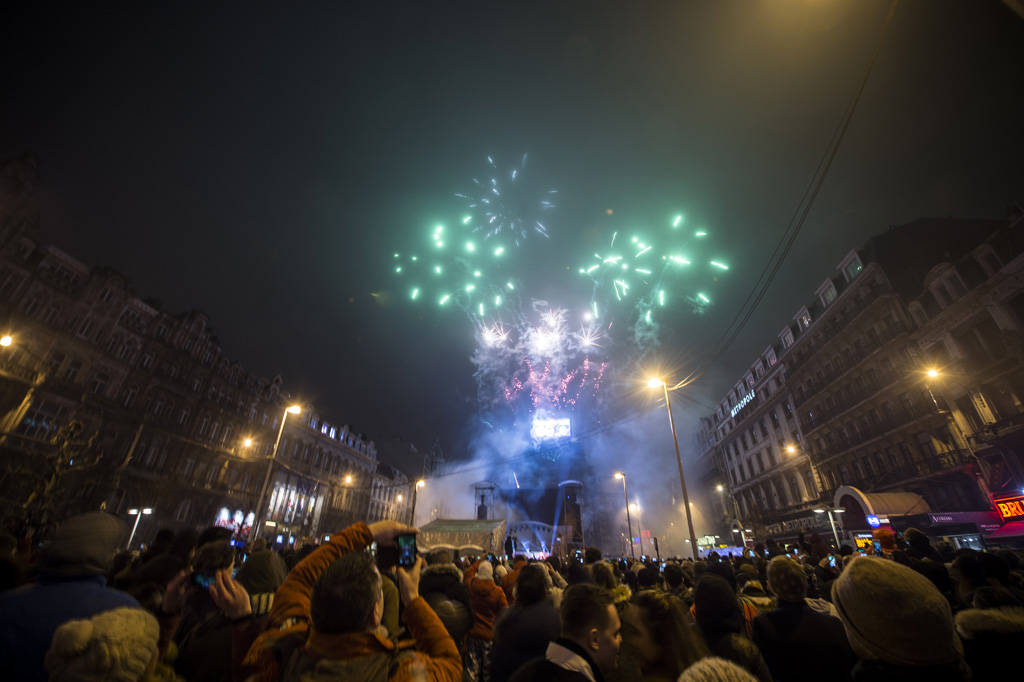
751;599;856;682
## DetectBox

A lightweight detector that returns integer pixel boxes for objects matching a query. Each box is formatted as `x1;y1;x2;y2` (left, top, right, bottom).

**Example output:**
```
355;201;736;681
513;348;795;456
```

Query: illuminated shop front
263;473;326;546
213;508;255;544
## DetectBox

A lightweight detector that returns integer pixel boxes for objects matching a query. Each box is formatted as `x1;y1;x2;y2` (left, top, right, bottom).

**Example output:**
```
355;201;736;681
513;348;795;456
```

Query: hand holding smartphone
397;533;417;568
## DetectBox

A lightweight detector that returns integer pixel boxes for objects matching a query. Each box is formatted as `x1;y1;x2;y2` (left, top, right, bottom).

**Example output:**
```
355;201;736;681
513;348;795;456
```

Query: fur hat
676;656;758;682
766;556;807;603
494;564;508;580
41;512;125;578
46;607;159;682
832;556;961;666
476;561;494;581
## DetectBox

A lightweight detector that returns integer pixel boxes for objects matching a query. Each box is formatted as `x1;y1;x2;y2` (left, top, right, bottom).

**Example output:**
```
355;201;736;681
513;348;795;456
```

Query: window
783;401;793;419
63;359;83;382
179;407;190;425
821;283;837;307
759;419;769;438
175;499;194;523
122;386;138;408
197;416;210;437
22;295;42;316
77;318;96;339
770;411;779;428
99;287;114;303
89;373;110;396
17;400;66;439
43;304;61;324
141;352;154;370
118;341;133;360
156;324;168;340
915;431;937;457
843;255;863;281
183;338;194;352
781;328;794;349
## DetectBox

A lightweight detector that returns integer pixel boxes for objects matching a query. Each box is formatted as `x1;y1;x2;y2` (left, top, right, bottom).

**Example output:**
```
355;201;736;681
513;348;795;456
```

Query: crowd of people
2;513;1023;681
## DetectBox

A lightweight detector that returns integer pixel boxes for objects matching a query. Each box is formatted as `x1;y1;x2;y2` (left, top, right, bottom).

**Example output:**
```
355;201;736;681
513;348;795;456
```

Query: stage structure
473;481;497;520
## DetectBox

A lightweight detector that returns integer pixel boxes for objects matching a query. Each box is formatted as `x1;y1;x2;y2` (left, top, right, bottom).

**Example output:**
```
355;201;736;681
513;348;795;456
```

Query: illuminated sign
866;514;880;528
531;417;571;440
994;494;1024;522
730;391;755;418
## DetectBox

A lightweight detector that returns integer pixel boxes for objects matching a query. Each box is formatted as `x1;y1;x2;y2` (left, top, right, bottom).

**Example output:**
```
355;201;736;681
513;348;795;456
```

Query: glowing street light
250;405;302;542
615;473;635;561
648;378;700;559
0;335;11;347
243;438;253;448
126;507;153;549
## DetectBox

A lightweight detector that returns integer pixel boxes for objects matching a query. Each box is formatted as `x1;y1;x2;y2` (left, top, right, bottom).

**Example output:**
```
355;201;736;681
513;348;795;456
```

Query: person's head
560;583;621;675
428;549;453;565
190;540;234;575
513;564;549;605
148;528;175;554
40;511;125;578
592;561;619;591
545;555;562;573
584;547;602;565
766;556;807;603
832;556;961;667
703;561;736;592
197;526;232;549
637;566;661;589
476;560;494;582
251;537;267;552
663;562;684;589
46;607;160;682
310;552;383;633
693;574;744;637
624;590;708;677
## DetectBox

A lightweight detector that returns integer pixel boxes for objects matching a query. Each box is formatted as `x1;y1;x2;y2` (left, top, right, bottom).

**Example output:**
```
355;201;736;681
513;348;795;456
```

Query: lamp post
649;378;700;559
126;507;152;549
250;405;301;542
630;502;643;558
409;479;425;525
394;493;403;521
926;369;996;508
615;473;635;561
813;506;845;548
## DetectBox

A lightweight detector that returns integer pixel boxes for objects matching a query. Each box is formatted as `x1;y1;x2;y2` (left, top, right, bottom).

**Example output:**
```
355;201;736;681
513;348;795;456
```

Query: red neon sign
994;493;1024;522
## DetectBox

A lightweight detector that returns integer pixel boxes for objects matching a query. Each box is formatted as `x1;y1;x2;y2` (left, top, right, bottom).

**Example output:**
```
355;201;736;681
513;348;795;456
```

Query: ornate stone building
698;215;1024;548
0;156;404;546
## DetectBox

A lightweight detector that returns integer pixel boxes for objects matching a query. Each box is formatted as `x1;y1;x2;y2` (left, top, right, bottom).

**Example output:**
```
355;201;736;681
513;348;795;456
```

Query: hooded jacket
420;561;474;651
500;558;528;605
241;522;460;682
464;559;508;640
955;605;1024;681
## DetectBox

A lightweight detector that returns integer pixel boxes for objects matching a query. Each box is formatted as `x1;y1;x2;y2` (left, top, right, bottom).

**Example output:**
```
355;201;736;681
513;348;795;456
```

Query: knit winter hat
832;556;961;666
476;561;494;581
41;512;126;578
766;556;807;603
737;564;757;578
494;564;508;579
676;656;758;682
46;607;159;682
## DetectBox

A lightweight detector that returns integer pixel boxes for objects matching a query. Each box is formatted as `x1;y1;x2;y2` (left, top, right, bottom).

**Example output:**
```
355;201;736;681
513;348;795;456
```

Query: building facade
698;215;1024;548
0;156;407;546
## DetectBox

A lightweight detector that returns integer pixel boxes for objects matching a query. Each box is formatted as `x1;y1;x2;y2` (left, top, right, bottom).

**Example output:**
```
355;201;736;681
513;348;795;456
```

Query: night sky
2;1;1022;507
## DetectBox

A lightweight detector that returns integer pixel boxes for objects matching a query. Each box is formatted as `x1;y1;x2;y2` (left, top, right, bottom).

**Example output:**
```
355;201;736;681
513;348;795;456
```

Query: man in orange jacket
241;520;461;682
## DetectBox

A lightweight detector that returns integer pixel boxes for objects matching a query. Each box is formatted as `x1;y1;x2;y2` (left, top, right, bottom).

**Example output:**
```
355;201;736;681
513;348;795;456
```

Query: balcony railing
786;283;897;377
807;400;938;464
968;412;1024;448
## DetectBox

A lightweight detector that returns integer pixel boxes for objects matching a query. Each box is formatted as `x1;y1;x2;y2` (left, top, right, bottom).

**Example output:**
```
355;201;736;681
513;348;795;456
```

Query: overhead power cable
673;0;900;393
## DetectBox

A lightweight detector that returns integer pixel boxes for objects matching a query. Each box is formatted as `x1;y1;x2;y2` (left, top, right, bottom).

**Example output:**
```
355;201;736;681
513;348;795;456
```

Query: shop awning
986;520;1024;540
834;486;930;529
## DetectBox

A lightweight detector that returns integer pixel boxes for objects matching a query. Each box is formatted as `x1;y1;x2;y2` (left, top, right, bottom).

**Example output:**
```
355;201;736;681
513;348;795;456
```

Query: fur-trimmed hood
955;606;1024;640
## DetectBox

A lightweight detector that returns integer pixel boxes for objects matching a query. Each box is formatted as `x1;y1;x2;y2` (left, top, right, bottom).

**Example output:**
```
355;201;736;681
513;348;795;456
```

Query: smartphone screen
828;555;837;568
191;572;215;590
397;534;417;568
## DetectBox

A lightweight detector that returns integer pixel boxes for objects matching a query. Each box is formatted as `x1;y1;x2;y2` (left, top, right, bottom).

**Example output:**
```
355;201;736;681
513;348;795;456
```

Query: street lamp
630;502;643;558
648;377;700;559
813;506;845;548
615;473;635;561
925;368;995;507
126;507;152;549
250;405;301;542
0;335;11;347
409;479;425;525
